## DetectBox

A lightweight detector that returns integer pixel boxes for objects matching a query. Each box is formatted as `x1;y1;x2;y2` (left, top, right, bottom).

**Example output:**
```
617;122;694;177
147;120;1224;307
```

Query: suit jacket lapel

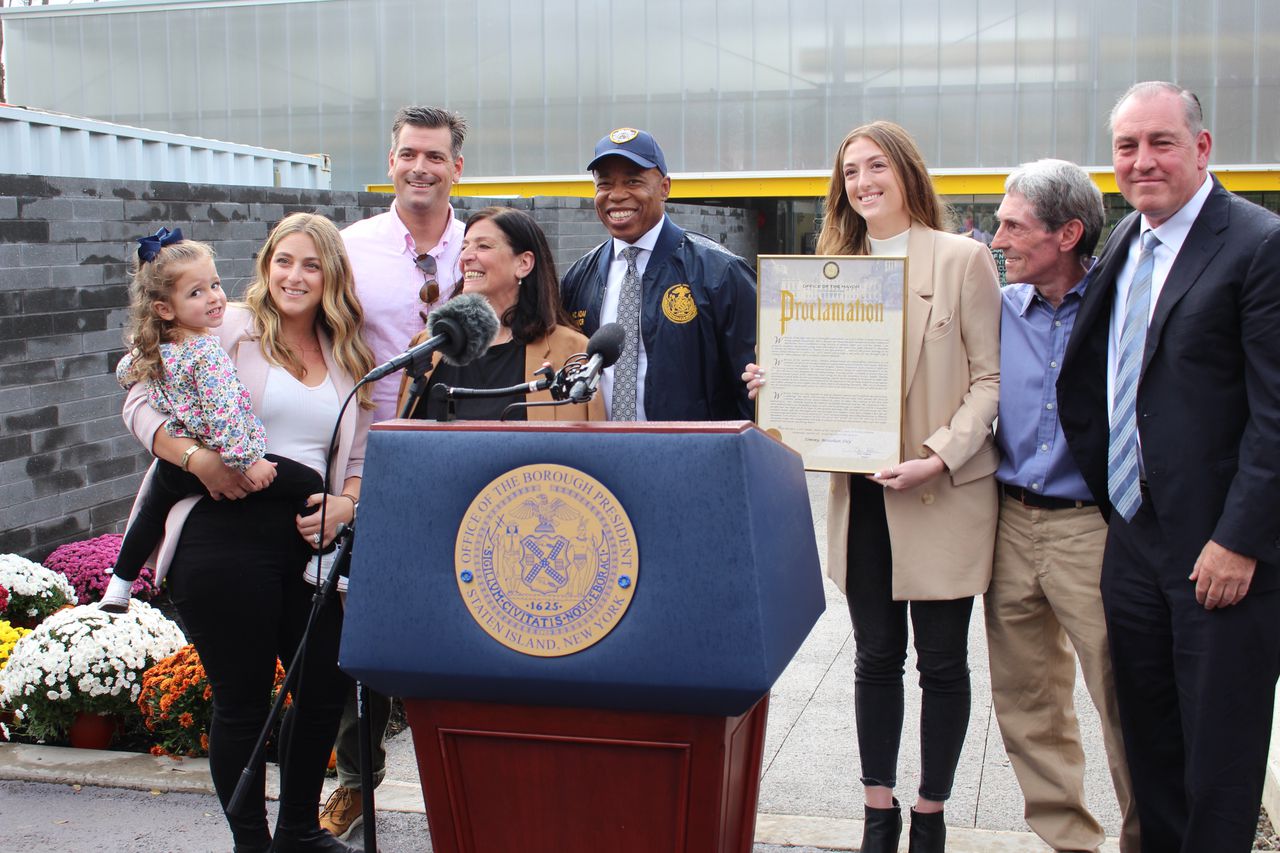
1064;212;1136;367
523;335;553;379
1141;180;1229;375
902;223;934;394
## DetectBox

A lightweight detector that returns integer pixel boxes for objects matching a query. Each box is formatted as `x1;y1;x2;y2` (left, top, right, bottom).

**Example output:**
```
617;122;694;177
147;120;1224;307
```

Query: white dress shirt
1106;174;1213;424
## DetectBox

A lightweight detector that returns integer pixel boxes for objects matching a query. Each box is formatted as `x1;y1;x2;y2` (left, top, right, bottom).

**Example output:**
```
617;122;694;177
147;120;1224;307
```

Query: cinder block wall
0;174;757;560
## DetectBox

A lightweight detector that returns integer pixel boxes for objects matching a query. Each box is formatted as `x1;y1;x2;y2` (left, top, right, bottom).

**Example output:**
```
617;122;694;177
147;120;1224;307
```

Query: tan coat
827;223;1001;600
396;323;605;421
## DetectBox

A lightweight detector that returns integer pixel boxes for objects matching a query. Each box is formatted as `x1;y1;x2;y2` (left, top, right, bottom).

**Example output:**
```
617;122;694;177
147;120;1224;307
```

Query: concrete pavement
0;473;1204;851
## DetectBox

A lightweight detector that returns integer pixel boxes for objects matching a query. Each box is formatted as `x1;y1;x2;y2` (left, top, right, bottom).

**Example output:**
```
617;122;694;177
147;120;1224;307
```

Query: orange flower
178;712;194;728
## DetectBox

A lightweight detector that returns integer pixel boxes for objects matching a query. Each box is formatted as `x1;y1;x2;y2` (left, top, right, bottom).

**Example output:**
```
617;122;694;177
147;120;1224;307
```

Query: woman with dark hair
747;121;1001;853
123;213;374;853
400;206;603;421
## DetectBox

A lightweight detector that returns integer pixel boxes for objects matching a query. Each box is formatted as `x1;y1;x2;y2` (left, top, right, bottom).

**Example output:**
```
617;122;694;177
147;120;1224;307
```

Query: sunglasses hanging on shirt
416;253;439;323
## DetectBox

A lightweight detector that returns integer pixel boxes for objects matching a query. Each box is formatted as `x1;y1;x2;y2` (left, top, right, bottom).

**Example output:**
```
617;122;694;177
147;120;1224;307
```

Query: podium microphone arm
443;376;550;399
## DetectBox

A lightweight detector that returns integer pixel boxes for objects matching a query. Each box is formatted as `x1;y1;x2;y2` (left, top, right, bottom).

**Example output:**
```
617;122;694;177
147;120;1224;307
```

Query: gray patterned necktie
611;246;642;420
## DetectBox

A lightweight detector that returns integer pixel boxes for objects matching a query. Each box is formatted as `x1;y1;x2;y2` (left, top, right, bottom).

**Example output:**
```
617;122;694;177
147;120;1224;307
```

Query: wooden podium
341;421;823;853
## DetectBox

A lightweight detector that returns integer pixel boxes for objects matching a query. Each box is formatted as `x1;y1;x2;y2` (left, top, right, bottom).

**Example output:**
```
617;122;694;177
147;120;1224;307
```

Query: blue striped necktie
1107;230;1160;521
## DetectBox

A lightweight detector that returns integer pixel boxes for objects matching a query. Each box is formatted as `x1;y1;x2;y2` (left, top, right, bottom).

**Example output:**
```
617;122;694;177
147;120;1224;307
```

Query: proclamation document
755;255;907;473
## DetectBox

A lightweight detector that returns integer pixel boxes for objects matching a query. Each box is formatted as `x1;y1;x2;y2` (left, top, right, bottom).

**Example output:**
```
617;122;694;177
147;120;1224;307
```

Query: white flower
0;601;184;724
0;554;79;605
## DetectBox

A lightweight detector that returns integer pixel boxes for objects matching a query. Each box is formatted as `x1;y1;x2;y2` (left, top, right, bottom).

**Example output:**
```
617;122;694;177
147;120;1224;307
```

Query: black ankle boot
231;843;270;853
859;798;902;853
272;825;361;853
907;808;945;853
229;825;270;853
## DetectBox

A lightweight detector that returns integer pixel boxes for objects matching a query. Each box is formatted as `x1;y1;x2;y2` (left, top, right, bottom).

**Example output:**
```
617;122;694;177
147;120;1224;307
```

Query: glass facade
3;0;1276;191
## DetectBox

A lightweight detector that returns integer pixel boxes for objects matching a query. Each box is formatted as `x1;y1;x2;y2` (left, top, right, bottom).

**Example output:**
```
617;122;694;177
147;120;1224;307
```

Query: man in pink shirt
341;106;468;422
321;106;468;840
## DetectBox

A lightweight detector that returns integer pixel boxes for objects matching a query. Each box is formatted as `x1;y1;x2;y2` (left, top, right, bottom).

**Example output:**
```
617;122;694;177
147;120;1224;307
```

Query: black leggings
845;474;973;802
114;453;321;583
166;483;350;847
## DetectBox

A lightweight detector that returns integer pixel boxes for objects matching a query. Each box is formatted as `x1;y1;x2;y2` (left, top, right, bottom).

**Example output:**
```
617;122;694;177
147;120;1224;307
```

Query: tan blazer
396;323;606;421
827;223;1001;600
123;304;374;582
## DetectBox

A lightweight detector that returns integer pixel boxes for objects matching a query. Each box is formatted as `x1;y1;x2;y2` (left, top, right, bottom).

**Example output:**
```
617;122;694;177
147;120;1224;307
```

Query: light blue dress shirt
994;274;1094;501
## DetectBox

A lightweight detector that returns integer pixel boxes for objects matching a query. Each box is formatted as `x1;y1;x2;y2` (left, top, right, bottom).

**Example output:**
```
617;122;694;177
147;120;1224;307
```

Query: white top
1106;174;1213;424
599;217;666;420
868;229;910;257
259;365;341;478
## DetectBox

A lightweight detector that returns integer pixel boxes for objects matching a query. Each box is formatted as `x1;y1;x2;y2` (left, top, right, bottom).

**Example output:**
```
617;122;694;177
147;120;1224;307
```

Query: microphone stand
399;350;437;420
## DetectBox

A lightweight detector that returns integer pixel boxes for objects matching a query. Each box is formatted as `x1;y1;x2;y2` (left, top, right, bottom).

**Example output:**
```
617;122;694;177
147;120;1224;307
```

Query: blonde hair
122;238;217;384
241;213;376;409
816;120;947;255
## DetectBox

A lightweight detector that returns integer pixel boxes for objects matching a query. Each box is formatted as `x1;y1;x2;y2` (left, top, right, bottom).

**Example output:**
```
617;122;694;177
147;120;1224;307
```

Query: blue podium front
340;420;824;718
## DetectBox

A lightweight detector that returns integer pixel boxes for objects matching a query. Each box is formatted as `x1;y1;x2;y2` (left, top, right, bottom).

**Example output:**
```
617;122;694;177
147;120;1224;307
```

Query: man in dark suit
1058;81;1280;852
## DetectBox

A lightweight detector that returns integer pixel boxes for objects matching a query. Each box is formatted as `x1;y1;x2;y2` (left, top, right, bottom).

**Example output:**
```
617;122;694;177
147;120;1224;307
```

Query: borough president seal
455;463;639;657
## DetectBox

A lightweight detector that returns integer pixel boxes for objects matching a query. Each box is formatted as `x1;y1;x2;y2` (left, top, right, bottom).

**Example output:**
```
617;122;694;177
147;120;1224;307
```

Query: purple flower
43;534;157;603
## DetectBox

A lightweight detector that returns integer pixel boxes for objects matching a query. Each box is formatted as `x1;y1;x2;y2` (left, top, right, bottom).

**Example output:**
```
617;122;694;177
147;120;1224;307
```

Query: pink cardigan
124;305;373;583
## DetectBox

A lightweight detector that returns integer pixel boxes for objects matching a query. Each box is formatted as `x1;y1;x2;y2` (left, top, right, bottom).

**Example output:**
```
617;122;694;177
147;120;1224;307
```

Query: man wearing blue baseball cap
561;127;757;421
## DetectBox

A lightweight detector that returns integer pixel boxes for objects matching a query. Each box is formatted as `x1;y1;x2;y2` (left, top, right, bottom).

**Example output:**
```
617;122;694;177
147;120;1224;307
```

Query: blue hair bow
136;227;185;263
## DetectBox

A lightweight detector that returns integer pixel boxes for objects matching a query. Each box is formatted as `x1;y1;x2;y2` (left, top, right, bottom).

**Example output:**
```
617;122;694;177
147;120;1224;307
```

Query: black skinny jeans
166;483;349;847
114;454;321;583
845;474;973;802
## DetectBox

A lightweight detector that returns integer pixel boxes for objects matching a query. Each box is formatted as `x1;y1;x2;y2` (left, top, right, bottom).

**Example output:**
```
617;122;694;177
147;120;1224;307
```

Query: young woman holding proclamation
746;121;1001;853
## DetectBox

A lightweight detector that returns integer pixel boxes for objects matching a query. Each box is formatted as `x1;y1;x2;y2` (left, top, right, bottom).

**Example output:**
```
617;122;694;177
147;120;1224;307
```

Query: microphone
568;322;626;403
362;293;499;384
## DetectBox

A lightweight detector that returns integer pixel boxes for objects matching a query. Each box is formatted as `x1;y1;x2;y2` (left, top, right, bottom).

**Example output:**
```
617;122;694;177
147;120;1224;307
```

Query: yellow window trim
367;166;1279;199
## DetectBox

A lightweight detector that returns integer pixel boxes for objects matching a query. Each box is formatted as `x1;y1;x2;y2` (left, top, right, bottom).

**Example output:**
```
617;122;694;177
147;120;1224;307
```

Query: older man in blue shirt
987;159;1139;853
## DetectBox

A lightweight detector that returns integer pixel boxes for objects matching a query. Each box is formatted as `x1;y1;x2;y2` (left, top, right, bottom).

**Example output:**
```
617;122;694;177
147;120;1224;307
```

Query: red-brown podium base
404;694;769;853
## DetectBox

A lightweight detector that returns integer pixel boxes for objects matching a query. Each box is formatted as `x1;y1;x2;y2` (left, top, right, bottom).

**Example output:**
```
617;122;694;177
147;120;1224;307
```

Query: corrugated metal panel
0;104;331;189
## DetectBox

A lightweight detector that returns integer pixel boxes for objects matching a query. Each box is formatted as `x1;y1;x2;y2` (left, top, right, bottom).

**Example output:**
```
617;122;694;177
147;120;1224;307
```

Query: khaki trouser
985;495;1140;853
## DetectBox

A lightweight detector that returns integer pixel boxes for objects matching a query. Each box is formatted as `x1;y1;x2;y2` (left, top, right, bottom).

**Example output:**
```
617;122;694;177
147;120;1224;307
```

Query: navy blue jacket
1058;178;1280;568
560;216;757;421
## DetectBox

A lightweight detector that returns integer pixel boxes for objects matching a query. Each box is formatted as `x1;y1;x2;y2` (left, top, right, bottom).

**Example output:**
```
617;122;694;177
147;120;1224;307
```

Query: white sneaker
98;573;133;614
302;551;347;592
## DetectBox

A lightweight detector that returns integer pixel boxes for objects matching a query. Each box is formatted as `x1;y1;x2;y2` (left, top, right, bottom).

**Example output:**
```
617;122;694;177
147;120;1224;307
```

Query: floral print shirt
116;334;267;472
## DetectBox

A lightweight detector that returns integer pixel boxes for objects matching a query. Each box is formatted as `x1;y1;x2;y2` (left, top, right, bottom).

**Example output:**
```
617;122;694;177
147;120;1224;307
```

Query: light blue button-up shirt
994;274;1094;501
